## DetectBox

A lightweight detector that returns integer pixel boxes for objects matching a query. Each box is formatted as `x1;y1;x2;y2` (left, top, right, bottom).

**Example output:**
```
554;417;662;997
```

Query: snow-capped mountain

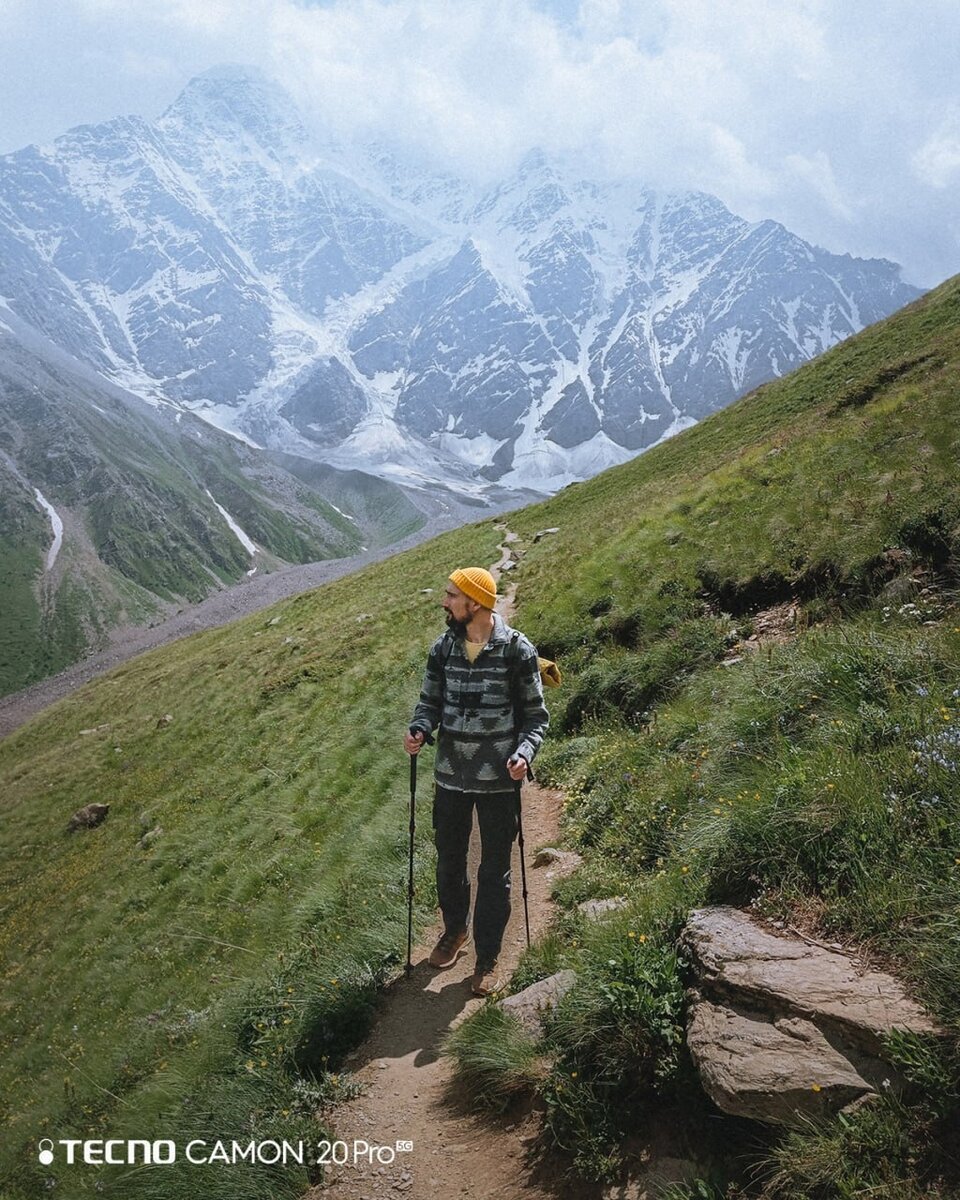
0;64;922;492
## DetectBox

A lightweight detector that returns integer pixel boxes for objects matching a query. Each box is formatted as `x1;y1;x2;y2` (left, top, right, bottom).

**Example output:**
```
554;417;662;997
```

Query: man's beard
445;612;468;639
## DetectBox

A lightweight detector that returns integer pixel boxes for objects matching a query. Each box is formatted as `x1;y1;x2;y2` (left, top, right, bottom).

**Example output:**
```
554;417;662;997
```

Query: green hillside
1;276;959;1199
0;328;424;698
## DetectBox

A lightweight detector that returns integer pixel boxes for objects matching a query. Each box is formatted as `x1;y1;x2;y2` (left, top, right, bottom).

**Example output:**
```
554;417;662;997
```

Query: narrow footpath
305;528;576;1199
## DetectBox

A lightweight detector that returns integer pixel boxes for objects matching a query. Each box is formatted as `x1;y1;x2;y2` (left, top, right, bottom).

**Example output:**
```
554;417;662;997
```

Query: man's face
443;583;474;634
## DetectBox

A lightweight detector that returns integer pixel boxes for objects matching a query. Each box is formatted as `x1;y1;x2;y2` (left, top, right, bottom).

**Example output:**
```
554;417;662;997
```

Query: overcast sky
1;0;957;287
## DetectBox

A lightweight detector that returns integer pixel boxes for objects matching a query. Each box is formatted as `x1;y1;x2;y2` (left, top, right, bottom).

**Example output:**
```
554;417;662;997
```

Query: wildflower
811;1083;822;1093
627;931;636;938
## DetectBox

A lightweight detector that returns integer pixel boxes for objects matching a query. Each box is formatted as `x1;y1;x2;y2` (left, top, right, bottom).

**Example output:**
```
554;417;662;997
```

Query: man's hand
404;730;425;755
507;754;528;782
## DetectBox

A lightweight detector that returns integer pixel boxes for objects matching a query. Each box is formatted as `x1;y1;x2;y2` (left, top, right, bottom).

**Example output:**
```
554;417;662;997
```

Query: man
404;566;549;996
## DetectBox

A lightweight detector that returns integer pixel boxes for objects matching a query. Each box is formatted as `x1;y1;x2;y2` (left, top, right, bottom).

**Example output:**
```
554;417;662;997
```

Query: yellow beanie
449;567;497;609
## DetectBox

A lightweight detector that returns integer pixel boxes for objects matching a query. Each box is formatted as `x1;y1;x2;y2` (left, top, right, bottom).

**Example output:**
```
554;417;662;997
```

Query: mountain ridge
0;65;921;493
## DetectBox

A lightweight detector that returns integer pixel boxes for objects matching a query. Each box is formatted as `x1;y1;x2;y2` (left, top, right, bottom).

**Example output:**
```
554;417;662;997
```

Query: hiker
404;567;549;996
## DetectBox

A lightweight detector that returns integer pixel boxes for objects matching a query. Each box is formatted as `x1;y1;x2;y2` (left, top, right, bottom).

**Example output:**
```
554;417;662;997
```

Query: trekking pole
406;751;417;977
515;783;531;949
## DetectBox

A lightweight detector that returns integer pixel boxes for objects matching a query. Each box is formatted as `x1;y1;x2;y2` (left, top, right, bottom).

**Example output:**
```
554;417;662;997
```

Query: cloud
785;151;855;222
0;0;958;285
913;112;960;189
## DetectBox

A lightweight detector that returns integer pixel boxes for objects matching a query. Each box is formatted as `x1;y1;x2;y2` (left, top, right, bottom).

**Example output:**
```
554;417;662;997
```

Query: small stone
533;847;583;876
138;825;163;849
578;896;628;920
500;970;577;1038
67;803;110;832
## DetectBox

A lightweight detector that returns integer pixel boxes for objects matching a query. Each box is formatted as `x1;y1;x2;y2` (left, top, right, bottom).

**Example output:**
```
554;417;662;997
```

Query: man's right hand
404;730;425;755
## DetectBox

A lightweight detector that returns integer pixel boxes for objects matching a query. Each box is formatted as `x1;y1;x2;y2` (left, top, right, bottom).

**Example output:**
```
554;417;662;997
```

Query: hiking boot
469;960;503;997
428;928;470;968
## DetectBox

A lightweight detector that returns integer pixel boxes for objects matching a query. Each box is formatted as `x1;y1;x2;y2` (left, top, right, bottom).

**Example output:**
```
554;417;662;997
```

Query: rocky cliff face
0;65;921;492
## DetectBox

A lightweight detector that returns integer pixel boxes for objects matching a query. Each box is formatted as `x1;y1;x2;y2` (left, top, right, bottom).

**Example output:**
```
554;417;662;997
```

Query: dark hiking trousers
433;785;518;966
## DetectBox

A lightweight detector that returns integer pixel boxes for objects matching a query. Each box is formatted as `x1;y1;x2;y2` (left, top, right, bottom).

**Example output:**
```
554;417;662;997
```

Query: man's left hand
506;755;528;782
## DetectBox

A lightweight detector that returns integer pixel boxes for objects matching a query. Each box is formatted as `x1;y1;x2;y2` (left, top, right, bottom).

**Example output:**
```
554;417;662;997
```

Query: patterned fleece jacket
409;613;550;794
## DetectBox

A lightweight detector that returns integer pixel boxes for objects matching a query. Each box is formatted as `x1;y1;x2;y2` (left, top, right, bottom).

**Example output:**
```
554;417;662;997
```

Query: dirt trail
306;528;576;1199
308;780;568;1199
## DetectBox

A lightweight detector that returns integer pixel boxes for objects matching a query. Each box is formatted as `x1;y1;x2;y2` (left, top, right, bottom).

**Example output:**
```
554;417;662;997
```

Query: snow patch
435;430;507;468
34;489;64;570
185;403;264;448
205;489;258;556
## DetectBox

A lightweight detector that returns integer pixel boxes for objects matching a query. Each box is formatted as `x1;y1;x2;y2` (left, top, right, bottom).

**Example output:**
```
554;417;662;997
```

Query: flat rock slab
682;907;937;1051
681;907;939;1126
686;995;878;1125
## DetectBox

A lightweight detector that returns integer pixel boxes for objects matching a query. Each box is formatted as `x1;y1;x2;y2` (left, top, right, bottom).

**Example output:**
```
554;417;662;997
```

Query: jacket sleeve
514;643;549;765
410;639;444;738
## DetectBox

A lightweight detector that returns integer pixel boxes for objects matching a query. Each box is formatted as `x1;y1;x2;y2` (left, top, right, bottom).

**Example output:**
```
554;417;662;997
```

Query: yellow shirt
464;638;488;664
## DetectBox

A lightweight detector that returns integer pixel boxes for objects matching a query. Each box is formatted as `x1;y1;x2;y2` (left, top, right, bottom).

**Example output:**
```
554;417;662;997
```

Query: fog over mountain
0;65;921;495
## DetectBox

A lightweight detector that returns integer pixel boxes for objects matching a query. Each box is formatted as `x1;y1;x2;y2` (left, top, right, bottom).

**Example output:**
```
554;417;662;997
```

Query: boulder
500;970;577;1038
681;907;939;1126
67;803;110;832
686;996;879;1125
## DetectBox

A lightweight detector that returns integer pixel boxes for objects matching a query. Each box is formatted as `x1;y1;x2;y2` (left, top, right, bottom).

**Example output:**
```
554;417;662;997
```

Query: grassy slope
0;520;500;1200
451;277;960;1194
1;277;959;1198
0;331;426;697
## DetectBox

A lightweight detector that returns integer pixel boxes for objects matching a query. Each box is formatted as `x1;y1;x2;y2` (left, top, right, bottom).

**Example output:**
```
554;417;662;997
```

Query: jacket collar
487;611;511;645
447;611;511;647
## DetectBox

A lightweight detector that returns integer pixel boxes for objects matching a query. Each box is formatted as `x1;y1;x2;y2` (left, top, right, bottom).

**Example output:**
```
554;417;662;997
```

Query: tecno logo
37;1139;177;1165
